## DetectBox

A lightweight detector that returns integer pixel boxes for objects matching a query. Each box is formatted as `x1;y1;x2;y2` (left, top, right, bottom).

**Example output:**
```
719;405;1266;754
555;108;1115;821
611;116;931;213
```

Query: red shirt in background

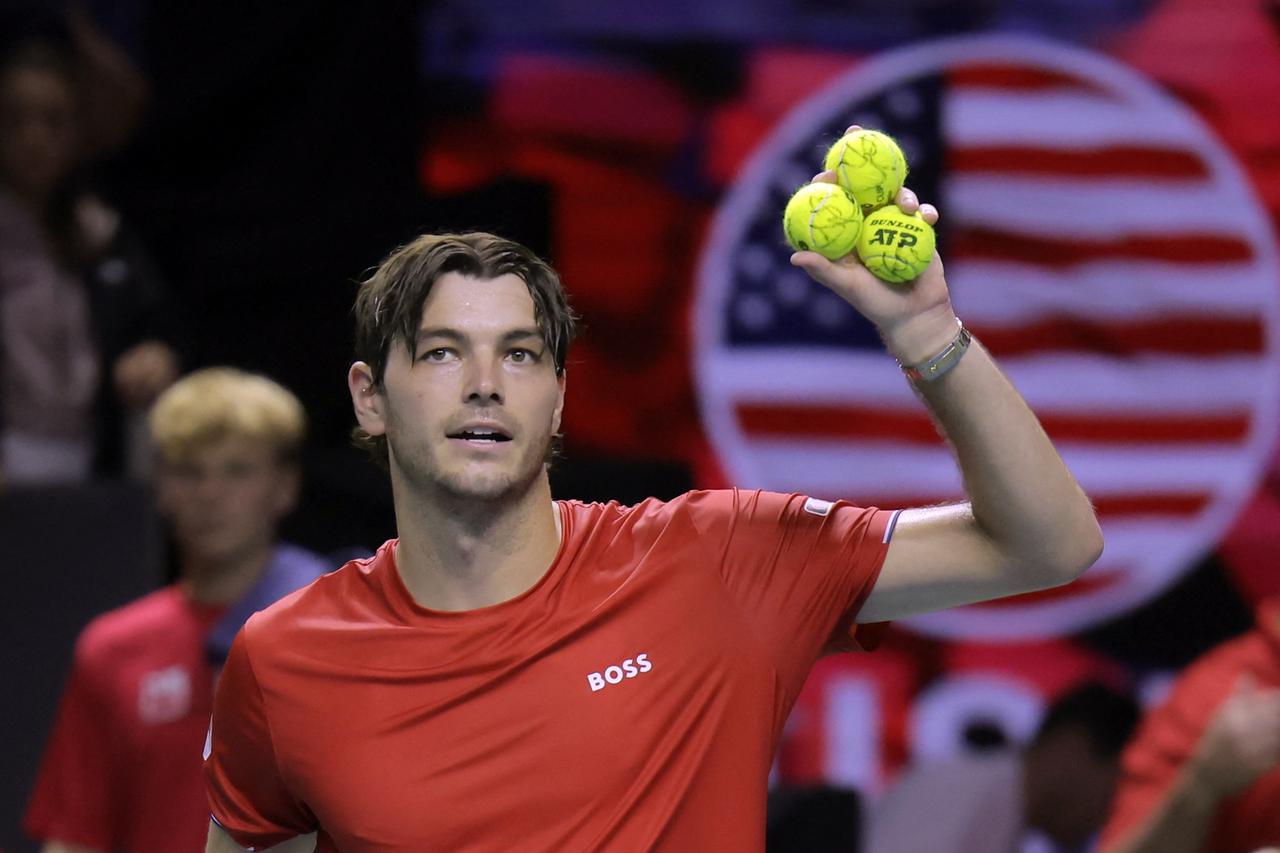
25;587;226;853
26;544;329;852
1100;599;1280;853
205;490;895;852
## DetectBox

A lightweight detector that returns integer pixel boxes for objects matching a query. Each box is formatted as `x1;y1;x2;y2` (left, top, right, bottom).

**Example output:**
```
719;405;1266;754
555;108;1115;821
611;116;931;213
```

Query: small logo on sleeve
803;497;834;517
587;653;653;692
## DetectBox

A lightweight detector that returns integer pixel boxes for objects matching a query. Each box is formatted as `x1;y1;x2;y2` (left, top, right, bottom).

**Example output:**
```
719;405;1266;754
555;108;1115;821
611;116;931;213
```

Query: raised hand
787;125;956;363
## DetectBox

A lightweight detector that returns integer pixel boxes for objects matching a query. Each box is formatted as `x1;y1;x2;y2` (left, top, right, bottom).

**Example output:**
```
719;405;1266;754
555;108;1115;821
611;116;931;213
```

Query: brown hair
351;232;577;466
149;367;307;465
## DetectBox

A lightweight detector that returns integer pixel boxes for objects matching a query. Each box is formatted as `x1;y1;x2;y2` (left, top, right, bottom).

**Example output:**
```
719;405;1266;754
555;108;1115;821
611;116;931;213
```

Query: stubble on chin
390;433;551;504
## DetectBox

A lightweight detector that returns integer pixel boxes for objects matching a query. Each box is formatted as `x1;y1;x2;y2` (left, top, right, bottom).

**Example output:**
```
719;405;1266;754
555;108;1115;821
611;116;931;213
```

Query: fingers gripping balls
780;125;935;282
823;129;907;213
857;207;936;283
782;183;863;260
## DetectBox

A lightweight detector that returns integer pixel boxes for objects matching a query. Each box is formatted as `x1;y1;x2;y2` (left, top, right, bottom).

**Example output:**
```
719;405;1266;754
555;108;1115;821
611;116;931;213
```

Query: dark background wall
1;484;160;852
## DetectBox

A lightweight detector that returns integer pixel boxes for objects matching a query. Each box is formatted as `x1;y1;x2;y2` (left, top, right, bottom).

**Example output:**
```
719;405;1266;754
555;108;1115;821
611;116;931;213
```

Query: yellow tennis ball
823;129;908;213
856;207;936;283
782;183;863;260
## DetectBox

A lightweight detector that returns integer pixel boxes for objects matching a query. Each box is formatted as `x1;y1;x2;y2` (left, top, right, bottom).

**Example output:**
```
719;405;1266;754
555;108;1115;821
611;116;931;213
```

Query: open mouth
446;428;513;444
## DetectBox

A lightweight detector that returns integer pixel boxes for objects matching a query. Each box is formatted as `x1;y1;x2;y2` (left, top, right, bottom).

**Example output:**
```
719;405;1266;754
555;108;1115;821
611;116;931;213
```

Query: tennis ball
823;129;908;213
856;207;935;283
782;183;863;260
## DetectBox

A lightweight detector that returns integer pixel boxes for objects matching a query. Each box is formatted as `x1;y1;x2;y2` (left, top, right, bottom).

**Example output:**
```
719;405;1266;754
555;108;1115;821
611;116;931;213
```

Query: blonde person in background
25;368;329;853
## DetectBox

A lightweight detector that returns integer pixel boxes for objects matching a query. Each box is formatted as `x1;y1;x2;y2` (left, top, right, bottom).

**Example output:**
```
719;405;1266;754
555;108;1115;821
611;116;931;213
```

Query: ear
349;362;386;437
551;371;566;435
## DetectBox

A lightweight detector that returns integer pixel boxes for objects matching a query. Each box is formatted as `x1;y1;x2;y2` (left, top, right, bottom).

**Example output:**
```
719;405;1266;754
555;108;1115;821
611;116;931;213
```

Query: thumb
790;251;844;285
790;249;824;269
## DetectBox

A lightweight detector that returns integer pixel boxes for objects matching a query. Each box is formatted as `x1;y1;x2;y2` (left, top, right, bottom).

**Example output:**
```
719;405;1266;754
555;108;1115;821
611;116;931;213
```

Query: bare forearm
887;308;1102;576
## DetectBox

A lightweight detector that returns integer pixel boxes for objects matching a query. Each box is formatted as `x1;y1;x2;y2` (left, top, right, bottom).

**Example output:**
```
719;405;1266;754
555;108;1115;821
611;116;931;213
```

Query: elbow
1008;505;1103;592
1072;516;1105;579
1043;510;1104;587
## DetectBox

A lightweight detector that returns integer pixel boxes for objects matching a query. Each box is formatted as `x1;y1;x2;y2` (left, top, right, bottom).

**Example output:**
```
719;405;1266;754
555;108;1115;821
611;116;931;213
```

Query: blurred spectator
0;29;179;486
866;681;1140;853
1099;597;1280;853
23;368;331;853
767;783;862;853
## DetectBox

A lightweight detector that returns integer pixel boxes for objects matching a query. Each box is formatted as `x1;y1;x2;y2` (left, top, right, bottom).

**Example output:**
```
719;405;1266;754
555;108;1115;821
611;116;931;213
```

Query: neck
390;472;561;612
181;541;274;606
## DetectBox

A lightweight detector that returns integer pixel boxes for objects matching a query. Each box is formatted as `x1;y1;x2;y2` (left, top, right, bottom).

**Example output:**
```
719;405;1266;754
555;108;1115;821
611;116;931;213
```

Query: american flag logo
694;35;1280;640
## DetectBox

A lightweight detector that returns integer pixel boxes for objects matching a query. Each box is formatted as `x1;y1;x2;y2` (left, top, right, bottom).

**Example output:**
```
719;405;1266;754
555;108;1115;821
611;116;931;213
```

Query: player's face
0;67;78;200
373;272;565;503
156;436;298;567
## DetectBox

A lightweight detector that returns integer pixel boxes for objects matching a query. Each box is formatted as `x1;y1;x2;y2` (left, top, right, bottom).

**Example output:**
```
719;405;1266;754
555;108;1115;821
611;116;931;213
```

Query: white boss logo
587;653;653;692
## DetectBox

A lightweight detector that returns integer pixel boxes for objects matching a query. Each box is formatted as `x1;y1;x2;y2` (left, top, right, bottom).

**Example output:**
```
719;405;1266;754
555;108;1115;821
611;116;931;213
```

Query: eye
421;348;455;363
509;348;540;363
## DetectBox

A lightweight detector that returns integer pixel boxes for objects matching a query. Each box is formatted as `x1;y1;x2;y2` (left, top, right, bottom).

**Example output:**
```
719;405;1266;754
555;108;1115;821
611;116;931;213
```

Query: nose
463;353;504;404
193;471;229;503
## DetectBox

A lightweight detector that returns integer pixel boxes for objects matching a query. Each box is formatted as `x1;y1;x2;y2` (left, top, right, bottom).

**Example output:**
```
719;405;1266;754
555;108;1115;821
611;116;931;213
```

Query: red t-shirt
25;587;225;853
206;490;895;851
1100;599;1280;853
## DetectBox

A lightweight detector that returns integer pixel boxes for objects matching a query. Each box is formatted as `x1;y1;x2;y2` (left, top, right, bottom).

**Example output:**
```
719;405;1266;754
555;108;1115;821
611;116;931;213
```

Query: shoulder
559;489;862;545
559;490;745;542
75;587;190;670
242;542;390;647
593;488;878;535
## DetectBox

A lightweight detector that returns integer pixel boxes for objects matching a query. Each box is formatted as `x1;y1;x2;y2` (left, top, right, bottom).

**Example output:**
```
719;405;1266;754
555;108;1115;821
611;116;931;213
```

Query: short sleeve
684;489;897;681
24;641;120;848
1098;651;1238;848
204;629;315;849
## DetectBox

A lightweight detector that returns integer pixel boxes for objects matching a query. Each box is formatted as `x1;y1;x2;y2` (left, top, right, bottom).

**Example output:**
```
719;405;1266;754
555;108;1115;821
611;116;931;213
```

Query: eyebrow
414;327;545;346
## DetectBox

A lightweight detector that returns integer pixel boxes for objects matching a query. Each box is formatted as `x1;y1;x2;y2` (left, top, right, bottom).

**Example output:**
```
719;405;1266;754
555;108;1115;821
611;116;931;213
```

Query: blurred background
3;0;1280;850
